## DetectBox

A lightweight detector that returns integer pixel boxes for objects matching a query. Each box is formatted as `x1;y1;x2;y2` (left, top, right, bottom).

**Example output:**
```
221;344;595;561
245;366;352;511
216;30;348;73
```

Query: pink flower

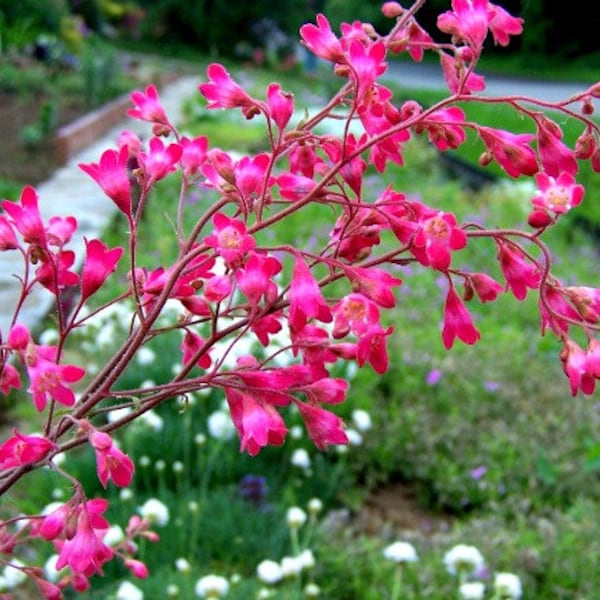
0;363;20;394
437;0;490;49
300;14;346;64
0;429;56;470
0;214;18;250
55;509;113;577
294;400;348;449
89;430;135;488
24;345;86;412
441;285;481;349
564;285;600;323
45;215;77;247
413;211;467;270
420;107;467;151
234;153;274;208
347;40;387;106
204;213;256;268
332;293;381;338
128;84;169;126
277;172;320;201
203;274;233;303
530;171;584;224
138;137;182;186
79;146;132;215
35;250;80;293
251;313;283;347
1;185;47;247
356;324;393;373
536;118;578;177
539;285;581;336
225;388;287;456
266;83;294;131
199;63;260;118
181;329;212;369
180;135;208;178
496;241;540;300
478;126;538;177
487;2;523;46
288;255;332;331
439;52;486;94
469;272;504;303
560;339;595;396
344;266;402;308
236;251;282;308
81;238;123;301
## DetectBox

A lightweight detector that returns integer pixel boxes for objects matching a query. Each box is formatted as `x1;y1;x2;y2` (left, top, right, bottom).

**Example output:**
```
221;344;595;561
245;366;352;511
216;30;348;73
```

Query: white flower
304;582;321;598
117;581;144;600
286;506;307;529
207;411;236;441
195;574;230;598
443;544;485;576
44;555;64;583
290;448;311;470
155;459;166;472
459;581;486;600
494;572;523;599
298;549;315;570
345;428;363;446
195;433;207;446
138;498;170;526
103;525;125;547
166;584;180;597
175;558;191;573
351;409;372;432
172;461;184;474
290;425;304;439
257;589;273;599
256;559;283;585
382;541;419;564
280;555;303;577
139;410;164;432
2;559;27;589
107;406;133;425
120;488;134;501
136;346;156;366
308;497;323;515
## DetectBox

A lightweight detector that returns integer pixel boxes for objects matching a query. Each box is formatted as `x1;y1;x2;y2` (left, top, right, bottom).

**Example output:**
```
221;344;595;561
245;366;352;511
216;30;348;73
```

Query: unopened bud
575;131;595;159
478;151;493;167
592;149;600;173
582;96;595;115
382;2;404;18
463;280;474;302
527;209;553;229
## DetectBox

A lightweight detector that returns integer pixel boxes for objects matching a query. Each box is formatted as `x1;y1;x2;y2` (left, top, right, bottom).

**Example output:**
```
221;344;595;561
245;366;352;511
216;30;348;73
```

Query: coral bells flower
487;2;524;46
266;83;294;131
496;241;540;300
478;127;538;177
235;251;282;308
0;363;20;394
0;429;57;470
468;272;504;303
55;508;113;577
536;117;578;177
300;14;346;64
560;339;595;396
294;400;348;449
137;137;182;186
200;63;260;118
356;324;393;374
204;213;256;268
128;84;170;127
79;146;132;216
530;171;584;223
413;211;467;270
2;185;47;248
288;255;332;331
345;266;402;308
442;285;481;349
437;0;490;50
420;107;467;151
439;52;485;95
88;429;135;488
81;238;123;301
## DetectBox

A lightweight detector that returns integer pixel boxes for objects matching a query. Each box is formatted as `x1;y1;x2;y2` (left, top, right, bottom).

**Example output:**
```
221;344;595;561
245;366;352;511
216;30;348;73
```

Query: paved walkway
0;75;201;336
1;61;597;337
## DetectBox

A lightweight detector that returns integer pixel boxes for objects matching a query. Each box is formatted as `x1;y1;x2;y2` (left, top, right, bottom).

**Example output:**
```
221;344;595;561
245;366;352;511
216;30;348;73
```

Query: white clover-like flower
194;574;230;598
155;459;166;472
286;506;307;529
116;581;144;600
382;541;419;564
290;448;311;470
166;584;180;597
175;558;191;573
256;559;283;585
257;588;273;599
120;488;134;501
195;433;207;446
304;582;321;598
207;411;236;441
290;425;304;440
2;559;27;589
298;549;316;570
107;406;133;425
138;410;164;432
103;525;125;547
345;428;363;446
136;346;156;366
443;544;485;576
172;461;184;474
308;497;323;515
44;554;64;583
351;409;372;432
138;498;170;526
494;572;523;599
280;555;304;578
459;581;486;600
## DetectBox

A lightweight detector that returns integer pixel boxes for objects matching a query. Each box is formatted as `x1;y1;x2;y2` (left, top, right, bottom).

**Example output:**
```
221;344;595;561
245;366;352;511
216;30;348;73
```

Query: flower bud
382;2;403;18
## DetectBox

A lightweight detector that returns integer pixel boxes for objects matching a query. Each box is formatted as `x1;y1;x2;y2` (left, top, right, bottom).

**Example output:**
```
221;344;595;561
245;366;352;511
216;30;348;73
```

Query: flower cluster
0;0;598;595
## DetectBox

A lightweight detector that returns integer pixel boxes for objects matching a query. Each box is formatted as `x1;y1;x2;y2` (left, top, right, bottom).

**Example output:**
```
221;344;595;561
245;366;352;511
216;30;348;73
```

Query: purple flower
470;465;487;480
484;380;501;392
426;369;442;385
